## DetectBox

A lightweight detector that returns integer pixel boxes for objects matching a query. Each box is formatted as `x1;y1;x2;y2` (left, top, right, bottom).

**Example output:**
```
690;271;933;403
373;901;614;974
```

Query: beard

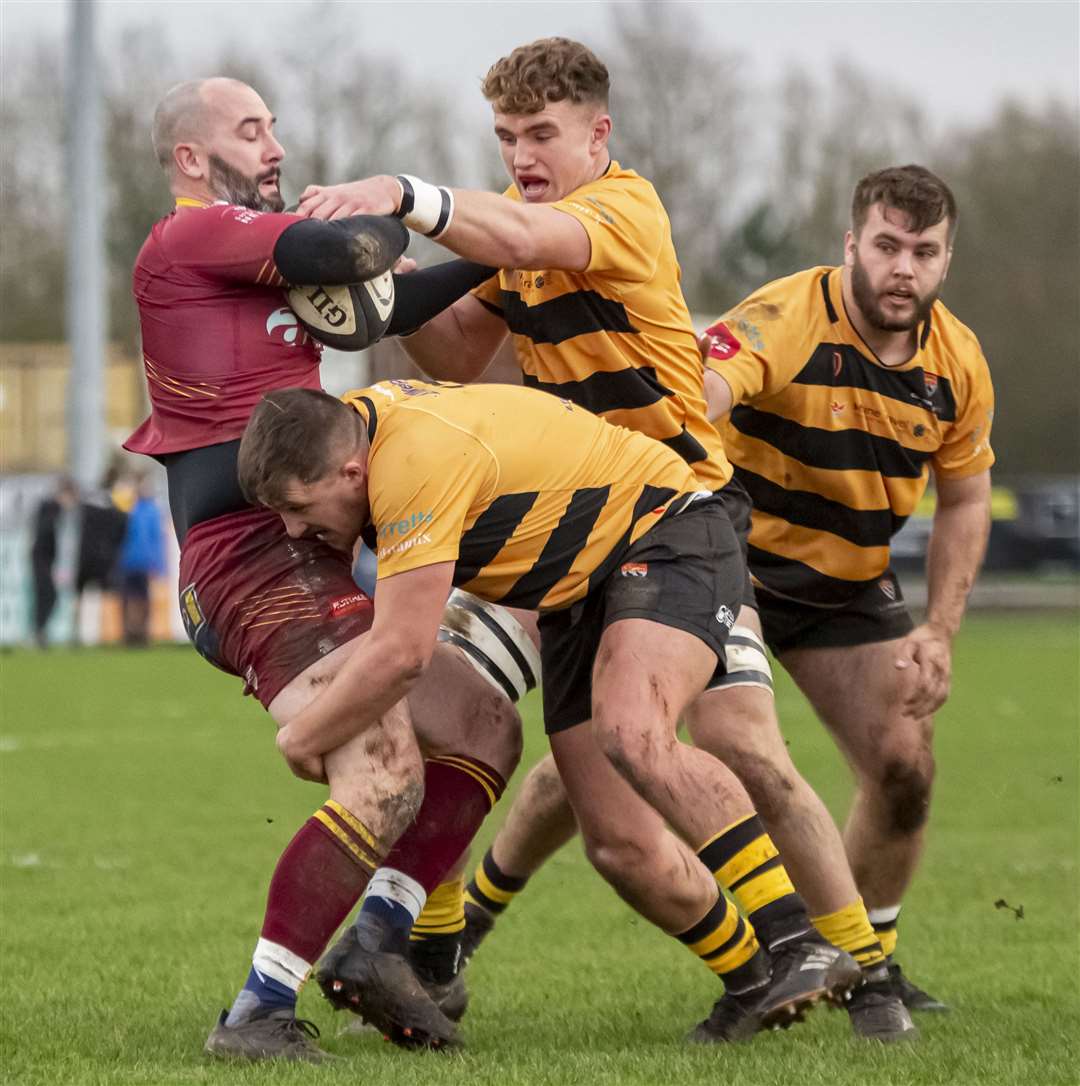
207;154;285;213
851;254;939;333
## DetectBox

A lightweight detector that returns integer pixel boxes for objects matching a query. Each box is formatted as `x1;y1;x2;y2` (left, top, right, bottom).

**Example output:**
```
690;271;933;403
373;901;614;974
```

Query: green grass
1;612;1078;1085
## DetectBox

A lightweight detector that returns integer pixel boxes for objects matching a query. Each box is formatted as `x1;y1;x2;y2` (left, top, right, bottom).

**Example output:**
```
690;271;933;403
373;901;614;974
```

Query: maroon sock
381;756;506;893
260;800;384;965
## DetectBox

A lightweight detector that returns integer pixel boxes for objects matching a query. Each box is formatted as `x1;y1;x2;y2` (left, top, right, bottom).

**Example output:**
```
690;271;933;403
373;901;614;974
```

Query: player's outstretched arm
274;214;409;285
298;175;591;272
894;469;991;719
275;561;454;767
399;295;510;384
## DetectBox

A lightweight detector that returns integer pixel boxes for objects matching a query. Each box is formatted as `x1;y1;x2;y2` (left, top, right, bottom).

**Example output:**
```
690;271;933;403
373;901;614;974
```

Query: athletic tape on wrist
395;174;454;238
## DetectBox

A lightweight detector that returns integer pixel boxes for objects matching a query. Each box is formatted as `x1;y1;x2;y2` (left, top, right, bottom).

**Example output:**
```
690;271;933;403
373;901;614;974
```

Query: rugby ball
286;271;395;351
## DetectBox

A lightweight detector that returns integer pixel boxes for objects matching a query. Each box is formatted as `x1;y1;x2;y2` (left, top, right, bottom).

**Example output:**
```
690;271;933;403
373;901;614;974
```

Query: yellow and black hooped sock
675;892;767;996
868;905;901;958
464;847;528;918
813;897;886;970
697;814;812;951
412;877;466;942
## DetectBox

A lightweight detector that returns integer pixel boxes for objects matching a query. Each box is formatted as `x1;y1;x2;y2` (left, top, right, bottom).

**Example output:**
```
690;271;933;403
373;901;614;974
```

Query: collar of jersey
174;197;229;209
825;266;930;370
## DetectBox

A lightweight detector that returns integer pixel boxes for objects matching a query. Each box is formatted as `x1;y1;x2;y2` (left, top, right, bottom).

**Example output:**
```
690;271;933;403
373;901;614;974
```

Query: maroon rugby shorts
177;507;373;708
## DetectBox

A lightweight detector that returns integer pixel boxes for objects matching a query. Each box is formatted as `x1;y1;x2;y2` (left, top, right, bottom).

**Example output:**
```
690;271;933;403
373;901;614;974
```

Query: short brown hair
852;165;958;243
237;388;366;508
482;37;609;114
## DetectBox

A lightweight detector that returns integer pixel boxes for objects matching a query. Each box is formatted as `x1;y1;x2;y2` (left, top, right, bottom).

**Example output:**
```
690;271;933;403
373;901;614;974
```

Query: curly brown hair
852;165;958;243
482;37;609;115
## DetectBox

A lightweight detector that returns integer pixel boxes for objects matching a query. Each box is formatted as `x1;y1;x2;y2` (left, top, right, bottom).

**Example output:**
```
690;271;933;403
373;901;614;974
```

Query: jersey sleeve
552;176;662;285
370;411;496;578
160;205;302;284
470;272;505;315
703;289;809;404
933;345;996;478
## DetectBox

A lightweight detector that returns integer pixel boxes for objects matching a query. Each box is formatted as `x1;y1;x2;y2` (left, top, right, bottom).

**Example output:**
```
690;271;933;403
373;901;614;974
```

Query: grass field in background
2;612;1077;1085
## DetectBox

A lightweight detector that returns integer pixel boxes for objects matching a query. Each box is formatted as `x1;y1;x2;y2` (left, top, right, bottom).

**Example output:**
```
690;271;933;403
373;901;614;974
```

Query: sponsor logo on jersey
830;400;845;414
243;665;259;694
715;605;735;629
705;321;741;361
329;593;368;619
378;532;432;560
378;510;434;538
923;371;939;396
833;351;843;379
620;562;649;578
879;577;897;601
266;306;300;344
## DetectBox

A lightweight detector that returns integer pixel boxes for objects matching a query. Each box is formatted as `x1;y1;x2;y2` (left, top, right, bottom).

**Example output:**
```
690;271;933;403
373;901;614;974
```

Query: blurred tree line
1;2;1076;473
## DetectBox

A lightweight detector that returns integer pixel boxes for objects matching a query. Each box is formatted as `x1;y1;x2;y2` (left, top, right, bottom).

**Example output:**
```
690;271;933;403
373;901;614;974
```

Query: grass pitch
2;612;1077;1085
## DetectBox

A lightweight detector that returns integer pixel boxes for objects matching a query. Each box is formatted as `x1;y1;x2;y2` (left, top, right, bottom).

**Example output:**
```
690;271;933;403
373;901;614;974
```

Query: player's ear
174;142;206;181
589;113;612;153
843;229;857;267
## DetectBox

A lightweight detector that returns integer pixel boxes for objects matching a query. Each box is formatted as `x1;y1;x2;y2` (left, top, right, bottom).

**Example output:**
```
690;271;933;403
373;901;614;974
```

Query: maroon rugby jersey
125;200;322;456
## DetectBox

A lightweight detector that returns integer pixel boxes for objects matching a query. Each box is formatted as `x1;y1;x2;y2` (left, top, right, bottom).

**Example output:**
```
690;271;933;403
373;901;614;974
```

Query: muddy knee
877;753;935;835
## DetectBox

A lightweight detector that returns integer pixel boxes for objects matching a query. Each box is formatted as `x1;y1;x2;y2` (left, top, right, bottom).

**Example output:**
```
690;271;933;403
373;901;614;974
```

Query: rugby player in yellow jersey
241;379;831;1042
699;165;994;1013
297;37;912;1042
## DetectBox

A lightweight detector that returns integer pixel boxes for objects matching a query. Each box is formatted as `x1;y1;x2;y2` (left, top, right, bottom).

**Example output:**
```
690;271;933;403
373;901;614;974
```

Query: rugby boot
204;1006;332;1063
410;932;470;1022
460;901;495;966
687;981;768;1045
888;959;949;1012
759;932;862;1028
316;914;460;1050
848;971;920;1042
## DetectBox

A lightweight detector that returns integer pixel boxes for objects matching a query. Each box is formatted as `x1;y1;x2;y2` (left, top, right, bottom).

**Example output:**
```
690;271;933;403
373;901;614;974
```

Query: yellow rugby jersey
473;161;732;491
342;379;701;611
705;266;995;606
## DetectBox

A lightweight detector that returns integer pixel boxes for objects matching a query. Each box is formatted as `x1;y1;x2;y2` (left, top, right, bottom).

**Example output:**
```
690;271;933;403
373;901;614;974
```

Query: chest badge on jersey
705;321;741;361
621;562;649;578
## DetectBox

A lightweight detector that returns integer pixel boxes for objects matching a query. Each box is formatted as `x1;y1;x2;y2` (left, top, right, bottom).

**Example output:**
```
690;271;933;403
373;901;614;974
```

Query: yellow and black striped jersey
473;161;732;491
705;266;995;606
342;379;701;611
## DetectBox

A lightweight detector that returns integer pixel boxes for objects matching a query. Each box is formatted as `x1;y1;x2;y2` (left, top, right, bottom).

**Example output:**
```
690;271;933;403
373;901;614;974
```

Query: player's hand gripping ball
286;270;395;351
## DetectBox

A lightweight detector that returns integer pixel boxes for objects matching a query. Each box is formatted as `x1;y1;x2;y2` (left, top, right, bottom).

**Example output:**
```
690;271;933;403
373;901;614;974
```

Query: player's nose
281;513;306;539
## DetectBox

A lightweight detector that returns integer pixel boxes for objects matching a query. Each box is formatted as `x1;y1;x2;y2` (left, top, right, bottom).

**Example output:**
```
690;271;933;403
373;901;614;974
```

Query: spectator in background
74;463;129;645
29;476;79;648
118;474;165;646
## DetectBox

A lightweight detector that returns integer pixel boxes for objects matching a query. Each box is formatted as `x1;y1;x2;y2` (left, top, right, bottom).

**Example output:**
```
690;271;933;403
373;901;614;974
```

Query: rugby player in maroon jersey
126;77;537;1061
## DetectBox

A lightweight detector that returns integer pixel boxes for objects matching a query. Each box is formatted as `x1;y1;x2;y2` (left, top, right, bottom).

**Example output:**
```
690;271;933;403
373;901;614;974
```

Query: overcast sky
4;0;1077;133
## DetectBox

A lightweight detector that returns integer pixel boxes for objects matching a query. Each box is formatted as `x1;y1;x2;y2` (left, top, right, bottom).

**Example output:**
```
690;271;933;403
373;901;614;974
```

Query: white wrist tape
394;174;454;238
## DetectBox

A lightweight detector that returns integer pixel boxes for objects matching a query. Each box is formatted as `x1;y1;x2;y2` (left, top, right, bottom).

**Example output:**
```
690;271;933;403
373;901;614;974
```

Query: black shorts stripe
456;492;539;585
676;895;729;945
791;343;957;422
501;288;638;345
482;849;528;893
730;405;933;479
437;628;518;703
698;816;762;872
737;467;907;549
505;486;611;610
523;365;671;415
585;484;679;592
660;425;710;467
452;593;537;691
727;854;783;893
